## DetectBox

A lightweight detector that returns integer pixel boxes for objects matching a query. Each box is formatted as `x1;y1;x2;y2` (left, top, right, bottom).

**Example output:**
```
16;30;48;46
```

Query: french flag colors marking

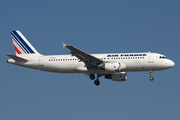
13;44;22;54
11;31;35;54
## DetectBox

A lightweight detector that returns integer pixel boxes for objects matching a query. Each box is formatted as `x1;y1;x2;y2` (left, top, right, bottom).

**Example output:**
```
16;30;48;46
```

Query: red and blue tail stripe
11;31;35;54
13;44;22;54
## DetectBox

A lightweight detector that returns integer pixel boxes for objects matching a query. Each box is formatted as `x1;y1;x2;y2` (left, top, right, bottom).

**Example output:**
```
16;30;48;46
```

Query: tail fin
11;30;40;56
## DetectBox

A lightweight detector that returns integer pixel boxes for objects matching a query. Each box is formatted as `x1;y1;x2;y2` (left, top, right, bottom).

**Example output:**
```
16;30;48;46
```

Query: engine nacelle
105;72;127;82
99;62;120;72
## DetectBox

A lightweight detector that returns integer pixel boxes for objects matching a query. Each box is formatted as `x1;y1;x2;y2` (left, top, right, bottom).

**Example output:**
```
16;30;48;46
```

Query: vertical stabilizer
11;30;40;56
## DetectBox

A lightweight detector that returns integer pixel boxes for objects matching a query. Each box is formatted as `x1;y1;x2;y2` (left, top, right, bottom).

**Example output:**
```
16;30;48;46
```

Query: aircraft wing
62;43;103;67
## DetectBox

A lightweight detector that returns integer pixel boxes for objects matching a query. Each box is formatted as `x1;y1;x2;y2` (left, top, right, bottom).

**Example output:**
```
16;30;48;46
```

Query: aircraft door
38;56;44;66
148;53;154;63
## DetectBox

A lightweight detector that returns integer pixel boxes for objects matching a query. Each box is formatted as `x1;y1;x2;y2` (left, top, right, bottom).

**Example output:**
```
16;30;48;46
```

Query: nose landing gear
150;70;154;81
150;76;154;81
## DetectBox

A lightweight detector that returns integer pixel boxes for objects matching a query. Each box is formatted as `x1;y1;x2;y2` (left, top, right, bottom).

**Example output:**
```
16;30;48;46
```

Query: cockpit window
159;56;167;59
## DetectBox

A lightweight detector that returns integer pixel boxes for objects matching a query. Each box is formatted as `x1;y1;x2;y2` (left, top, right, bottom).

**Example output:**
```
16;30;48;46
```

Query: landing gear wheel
150;77;154;81
94;80;100;86
149;70;154;81
89;74;95;80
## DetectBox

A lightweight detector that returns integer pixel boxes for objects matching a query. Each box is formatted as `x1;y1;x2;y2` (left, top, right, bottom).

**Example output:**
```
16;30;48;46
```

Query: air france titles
107;54;147;57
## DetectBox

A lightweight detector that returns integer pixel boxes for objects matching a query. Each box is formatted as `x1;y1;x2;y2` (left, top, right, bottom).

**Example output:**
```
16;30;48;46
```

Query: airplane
7;30;175;86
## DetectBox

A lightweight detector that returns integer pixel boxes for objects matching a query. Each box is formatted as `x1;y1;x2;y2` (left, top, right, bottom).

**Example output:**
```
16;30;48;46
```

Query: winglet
62;43;67;48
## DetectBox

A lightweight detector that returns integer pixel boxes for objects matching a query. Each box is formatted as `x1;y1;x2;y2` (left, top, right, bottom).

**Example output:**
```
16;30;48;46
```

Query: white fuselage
7;52;175;74
7;30;175;85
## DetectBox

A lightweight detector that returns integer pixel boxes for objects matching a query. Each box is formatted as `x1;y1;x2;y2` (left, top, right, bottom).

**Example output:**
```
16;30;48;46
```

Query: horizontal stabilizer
6;54;28;62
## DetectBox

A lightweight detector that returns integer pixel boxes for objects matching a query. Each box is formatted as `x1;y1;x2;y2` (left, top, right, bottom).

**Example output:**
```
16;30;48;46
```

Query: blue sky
1;0;180;120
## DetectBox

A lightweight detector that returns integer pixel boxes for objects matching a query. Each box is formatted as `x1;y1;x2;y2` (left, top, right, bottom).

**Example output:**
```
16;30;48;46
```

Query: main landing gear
149;70;154;81
89;74;101;86
89;74;95;80
94;79;100;86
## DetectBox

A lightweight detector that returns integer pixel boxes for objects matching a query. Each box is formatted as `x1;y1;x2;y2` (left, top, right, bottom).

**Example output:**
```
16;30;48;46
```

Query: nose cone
168;60;175;68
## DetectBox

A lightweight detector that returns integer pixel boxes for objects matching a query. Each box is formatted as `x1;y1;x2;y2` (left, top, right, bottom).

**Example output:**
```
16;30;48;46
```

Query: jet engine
98;62;121;72
105;72;127;82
